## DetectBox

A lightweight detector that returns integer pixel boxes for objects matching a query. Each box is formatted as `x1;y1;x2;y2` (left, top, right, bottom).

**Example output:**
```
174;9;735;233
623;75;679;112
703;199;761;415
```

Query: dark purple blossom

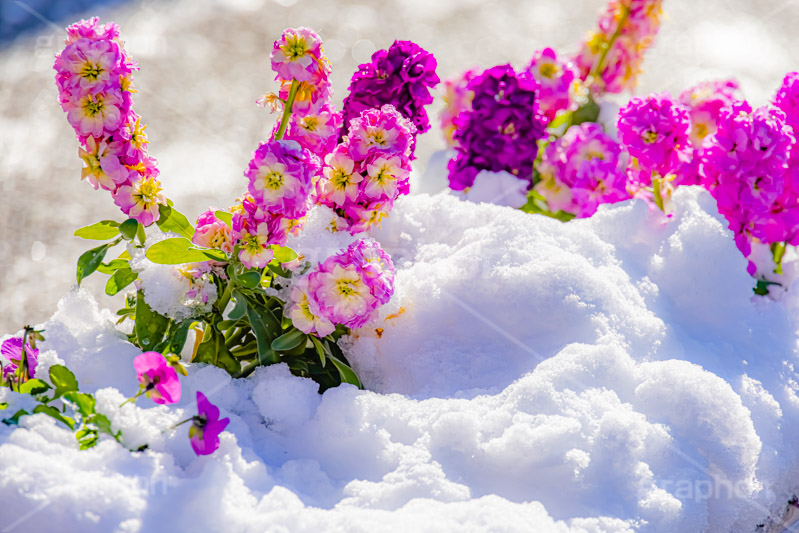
447;64;548;191
340;40;439;155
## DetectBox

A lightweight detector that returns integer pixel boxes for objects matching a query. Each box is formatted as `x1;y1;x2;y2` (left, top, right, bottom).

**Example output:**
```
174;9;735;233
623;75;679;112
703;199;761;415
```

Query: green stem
274;79;300;141
13;327;34;392
215;281;235;315
234;361;259;379
225;327;246;346
120;387;145;408
771;242;787;274
590;2;631;83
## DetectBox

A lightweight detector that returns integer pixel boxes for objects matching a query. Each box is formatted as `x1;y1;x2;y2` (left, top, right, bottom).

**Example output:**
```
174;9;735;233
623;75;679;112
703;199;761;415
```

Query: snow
2;186;799;532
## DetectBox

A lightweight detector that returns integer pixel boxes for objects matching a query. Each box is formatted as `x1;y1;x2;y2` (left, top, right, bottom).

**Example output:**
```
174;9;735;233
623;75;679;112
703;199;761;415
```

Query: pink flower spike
133;351;181;405
189;391;230;456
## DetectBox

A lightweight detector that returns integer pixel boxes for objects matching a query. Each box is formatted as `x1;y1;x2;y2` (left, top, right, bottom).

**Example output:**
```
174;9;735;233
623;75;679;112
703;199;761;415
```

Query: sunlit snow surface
2;187;799;532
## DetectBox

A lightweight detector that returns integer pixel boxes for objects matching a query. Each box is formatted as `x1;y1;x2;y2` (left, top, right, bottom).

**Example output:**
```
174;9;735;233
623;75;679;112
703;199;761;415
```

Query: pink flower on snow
1;337;38;380
189;391;230;456
133;351;181;405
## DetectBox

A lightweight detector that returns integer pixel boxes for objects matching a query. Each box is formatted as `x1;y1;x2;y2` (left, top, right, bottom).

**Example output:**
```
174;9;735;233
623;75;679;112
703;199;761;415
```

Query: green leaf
328;355;362;388
0;402;7;410
145;238;207;264
77;241;115;284
271;328;307;352
214;210;233;228
194;329;240;374
194;247;228;261
63;392;95;418
247;306;281;365
96;258;129;275
157;205;195;239
228;291;248;321
89;413;120;442
310;336;327;368
76;428;99;449
19;379;51;396
49;364;79;399
273;246;298;264
74;220;120;240
135;291;171;351
33;404;75;430
236;272;262;289
119;218;140;241
2;409;28;425
136;222;147;245
547;110;573;131
165;320;193;355
572;97;601;126
105;267;138;296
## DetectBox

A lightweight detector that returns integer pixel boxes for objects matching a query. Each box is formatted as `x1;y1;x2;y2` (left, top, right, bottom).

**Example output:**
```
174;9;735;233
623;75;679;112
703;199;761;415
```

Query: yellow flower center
281;35;309;61
539;63;559;79
135;178;162;205
263;169;285;190
643;130;658;143
336;279;357;297
83;95;105;117
302;116;319;132
368;129;387;146
80;61;104;81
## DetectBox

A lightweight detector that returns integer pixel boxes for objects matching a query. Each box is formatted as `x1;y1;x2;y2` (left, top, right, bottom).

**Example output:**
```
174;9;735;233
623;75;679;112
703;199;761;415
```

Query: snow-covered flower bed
3;187;799;532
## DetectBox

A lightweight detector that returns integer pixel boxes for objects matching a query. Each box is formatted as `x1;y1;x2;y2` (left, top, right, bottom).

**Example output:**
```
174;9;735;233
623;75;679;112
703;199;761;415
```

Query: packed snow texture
2;187;799;532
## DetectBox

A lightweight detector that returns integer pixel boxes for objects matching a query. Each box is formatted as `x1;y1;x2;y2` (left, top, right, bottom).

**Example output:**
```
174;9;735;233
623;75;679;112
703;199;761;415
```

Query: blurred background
0;0;797;333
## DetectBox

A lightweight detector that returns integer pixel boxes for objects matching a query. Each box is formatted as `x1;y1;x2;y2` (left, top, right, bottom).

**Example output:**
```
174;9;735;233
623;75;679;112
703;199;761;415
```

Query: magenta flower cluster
318;105;415;234
774;72;799;204
535;123;629;218
700;102;797;264
447;64;548;191
526;48;579;121
231;140;320;268
617;93;691;189
340;40;440;154
575;0;664;94
288;239;395;336
1;337;38;381
54;17;165;226
677;79;741;185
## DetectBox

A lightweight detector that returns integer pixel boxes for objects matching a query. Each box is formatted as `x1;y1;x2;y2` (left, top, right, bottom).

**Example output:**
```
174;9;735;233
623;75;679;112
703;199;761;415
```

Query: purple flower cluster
525;48;580;121
54;18;165;226
340;40;439;155
534;123;629;218
575;0;664;94
617;93;691;190
317;105;415;234
700;102;797;264
231;139;320;268
447;64;548;191
288;239;395;336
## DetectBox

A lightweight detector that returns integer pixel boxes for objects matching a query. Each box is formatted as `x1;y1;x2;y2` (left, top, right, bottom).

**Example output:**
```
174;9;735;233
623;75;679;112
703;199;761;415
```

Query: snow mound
1;186;799;533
